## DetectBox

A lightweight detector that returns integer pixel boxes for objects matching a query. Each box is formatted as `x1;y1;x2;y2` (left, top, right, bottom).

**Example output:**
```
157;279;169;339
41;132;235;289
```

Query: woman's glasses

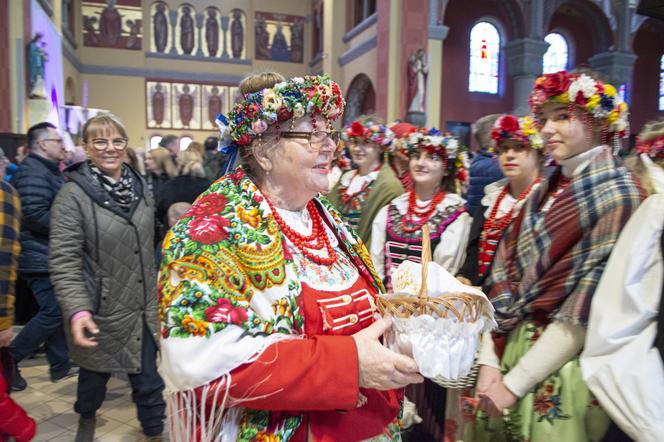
90;138;128;151
280;131;340;152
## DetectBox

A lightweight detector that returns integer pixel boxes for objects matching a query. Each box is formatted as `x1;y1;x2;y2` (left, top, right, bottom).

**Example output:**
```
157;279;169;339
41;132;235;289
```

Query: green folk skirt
466;321;610;442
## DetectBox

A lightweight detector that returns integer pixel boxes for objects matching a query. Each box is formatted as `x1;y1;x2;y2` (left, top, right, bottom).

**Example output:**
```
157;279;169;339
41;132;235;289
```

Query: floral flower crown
636;134;664;159
217;75;345;149
341;119;395;151
491;114;544;150
529;70;629;137
400;128;460;159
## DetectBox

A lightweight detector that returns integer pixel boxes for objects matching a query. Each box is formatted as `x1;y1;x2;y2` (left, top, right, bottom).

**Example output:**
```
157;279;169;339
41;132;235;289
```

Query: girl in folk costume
471;70;643;442
581;120;664;442
457;114;544;288
370;129;471;442
328;117;404;246
158;73;423;442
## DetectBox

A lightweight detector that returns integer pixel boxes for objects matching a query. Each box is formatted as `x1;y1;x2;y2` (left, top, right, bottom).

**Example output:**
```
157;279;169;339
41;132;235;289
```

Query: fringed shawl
487;147;643;333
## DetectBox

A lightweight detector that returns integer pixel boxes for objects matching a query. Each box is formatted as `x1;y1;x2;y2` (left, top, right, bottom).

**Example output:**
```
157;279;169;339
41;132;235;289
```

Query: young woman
457;114;543;288
581;119;664;441
371;128;471;442
471;70;643;442
328;116;404;246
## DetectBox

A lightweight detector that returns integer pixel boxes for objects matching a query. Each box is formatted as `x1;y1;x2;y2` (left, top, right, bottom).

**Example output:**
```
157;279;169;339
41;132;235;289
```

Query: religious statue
180;6;195;55
152;83;165;126
126;19;141;49
255;16;271;60
208;87;222;126
83;16;99;46
407;48;429;114
99;0;122;47
205;8;219;57
153;3;168;53
230;10;244;59
27;33;48;99
289;19;303;62
179;85;194;127
270;23;290;62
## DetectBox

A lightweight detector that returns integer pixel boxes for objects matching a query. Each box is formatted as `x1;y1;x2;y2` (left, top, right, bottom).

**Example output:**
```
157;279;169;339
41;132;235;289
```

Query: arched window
149;136;162;150
660;54;664;111
542;33;569;74
469;22;501;94
179;136;193;151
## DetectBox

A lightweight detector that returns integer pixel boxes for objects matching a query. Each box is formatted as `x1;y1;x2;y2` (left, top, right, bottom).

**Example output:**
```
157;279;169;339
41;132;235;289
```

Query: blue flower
600;94;614;110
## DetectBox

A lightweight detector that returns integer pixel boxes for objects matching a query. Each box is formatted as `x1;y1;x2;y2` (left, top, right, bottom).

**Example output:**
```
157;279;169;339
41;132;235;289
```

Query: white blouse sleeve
581;194;664;442
370;204;390;282
432;211;472;275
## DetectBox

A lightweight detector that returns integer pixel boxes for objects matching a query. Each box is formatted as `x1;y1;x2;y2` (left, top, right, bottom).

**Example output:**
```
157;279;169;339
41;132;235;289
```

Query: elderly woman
158;73;422;442
457;115;543;288
50;114;165;441
328;116;404;246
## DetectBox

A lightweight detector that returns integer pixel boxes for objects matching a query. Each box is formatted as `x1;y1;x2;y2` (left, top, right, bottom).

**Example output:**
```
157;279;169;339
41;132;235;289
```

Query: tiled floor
11;354;168;441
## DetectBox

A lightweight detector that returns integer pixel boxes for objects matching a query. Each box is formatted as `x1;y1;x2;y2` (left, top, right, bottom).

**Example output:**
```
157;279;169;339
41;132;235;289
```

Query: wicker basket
377;225;481;389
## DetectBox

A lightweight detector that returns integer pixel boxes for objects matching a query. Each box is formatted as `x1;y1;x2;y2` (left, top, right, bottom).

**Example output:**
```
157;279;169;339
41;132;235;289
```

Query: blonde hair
239;71;286;95
177;148;206;178
149;147;176;177
187;141;205;157
627;118;664;196
82;113;128;142
167;202;192;227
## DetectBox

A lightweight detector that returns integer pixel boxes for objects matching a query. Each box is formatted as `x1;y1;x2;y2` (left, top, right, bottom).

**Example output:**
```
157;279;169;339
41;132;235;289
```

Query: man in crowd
9;122;75;390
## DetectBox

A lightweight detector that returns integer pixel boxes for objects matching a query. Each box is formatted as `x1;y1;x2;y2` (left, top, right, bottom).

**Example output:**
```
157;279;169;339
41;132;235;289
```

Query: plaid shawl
487;147;643;333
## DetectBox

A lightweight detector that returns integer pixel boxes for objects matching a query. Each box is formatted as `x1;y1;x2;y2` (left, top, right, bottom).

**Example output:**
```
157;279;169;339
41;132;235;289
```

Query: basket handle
418;224;432;300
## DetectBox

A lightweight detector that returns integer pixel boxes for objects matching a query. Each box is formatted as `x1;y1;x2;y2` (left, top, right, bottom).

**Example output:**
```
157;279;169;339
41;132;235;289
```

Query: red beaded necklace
266;198;338;266
477;177;541;276
402;190;446;233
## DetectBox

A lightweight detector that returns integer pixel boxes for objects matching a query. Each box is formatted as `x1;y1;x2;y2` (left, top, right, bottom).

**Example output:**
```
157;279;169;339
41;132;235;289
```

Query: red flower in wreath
189;215;231;244
499;114;520;133
245;103;260;119
276;106;293;122
540;71;571;97
237;134;252;145
349;121;366;138
186;193;228;217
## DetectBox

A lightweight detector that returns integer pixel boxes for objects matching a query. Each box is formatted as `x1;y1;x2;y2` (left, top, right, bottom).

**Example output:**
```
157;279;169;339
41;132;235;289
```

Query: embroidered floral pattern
533;382;571;423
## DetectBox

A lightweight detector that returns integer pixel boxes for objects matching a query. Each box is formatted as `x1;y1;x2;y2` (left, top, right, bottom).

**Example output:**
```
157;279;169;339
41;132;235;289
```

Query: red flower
246;103;260;119
574;90;587;106
238;134;252;145
349;121;365;137
186;193;228;217
189;215;231;244
205;298;248;325
499;115;520;133
443;419;458;442
276;106;293;122
253;194;264;204
541;71;571;97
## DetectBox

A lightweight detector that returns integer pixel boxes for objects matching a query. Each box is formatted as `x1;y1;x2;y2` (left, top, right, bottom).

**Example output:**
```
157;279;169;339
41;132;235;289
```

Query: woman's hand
352;318;424;390
478;380;518;416
456;276;472;286
475;365;502;398
72;315;100;347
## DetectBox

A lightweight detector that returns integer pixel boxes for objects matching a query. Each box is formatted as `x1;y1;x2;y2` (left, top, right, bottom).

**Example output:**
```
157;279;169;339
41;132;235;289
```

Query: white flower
292;77;304;84
293;103;305;119
568;74;597;100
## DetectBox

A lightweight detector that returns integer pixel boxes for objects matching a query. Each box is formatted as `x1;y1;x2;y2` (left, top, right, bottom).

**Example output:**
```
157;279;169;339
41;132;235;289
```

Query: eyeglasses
89;138;128;151
280;131;340;152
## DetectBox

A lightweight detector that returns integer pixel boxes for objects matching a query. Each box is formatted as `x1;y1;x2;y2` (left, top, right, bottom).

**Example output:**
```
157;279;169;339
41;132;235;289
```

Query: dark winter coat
465;151;503;214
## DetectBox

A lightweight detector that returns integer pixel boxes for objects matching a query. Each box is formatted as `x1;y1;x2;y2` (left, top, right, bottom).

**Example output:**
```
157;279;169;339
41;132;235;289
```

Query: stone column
221;14;229;59
589;0;636;87
196;12;204;56
505;38;550;115
169;9;178;55
426;0;448;127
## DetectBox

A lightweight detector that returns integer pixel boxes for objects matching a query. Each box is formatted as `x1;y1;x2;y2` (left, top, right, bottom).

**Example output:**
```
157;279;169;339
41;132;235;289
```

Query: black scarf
89;161;136;211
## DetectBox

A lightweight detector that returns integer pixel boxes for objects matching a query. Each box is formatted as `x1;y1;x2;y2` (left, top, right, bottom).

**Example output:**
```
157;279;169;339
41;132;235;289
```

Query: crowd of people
0;67;662;442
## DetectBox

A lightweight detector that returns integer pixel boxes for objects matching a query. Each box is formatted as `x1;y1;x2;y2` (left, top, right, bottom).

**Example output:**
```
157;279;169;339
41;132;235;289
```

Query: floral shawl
158;167;384;441
486;147;643;334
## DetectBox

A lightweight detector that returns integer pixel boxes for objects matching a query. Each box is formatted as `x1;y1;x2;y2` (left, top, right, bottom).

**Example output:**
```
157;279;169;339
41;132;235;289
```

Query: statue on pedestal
289;19;303;62
27;33;48;99
230;10;244;59
99;0;122;46
208;87;222;126
407;48;429;114
205;8;219;57
270;23;289;61
180;6;195;55
255;16;270;60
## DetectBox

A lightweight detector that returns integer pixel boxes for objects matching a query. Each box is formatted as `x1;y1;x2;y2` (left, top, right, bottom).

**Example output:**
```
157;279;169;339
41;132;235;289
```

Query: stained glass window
659;54;664;111
469;22;500;94
542;33;568;74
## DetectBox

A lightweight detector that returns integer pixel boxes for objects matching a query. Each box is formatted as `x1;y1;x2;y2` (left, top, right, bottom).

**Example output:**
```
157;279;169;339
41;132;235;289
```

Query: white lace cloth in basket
384;261;497;380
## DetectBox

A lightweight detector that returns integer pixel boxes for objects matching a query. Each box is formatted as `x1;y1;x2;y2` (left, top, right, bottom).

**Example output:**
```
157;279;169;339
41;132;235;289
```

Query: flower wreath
491;114;544;150
529;70;629;137
636;134;664;159
399;128;468;182
341;119;396;151
216;75;345;150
